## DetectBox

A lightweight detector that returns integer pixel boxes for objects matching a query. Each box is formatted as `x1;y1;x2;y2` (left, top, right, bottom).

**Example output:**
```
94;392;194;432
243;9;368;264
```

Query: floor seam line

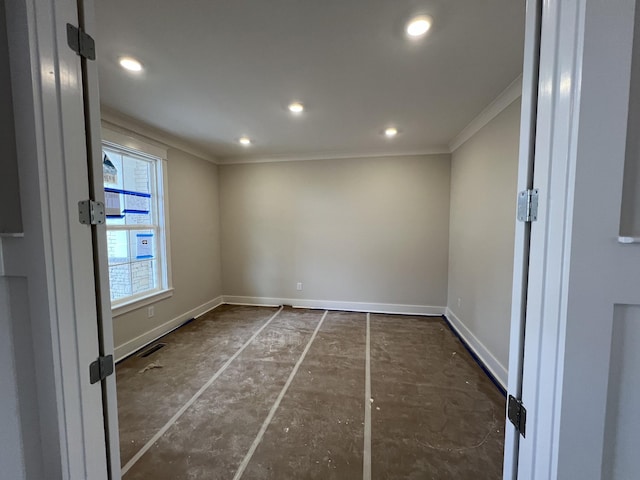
120;306;284;476
363;312;372;480
233;309;329;480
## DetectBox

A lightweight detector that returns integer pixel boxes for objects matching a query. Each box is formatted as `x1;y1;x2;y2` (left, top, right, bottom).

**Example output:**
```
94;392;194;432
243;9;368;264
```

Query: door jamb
76;0;122;476
503;0;542;476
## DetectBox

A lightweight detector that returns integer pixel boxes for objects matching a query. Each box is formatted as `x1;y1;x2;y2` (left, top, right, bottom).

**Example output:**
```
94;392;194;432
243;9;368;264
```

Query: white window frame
102;126;173;317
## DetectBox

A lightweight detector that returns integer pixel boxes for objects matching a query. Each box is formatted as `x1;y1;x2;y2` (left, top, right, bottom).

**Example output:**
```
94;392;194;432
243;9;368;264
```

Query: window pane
104;150;125;225
103;141;166;306
106;214;126;226
107;230;130;265
125;206;152;226
131;259;156;294
109;263;132;301
130;229;154;260
122;155;151;195
103;149;123;189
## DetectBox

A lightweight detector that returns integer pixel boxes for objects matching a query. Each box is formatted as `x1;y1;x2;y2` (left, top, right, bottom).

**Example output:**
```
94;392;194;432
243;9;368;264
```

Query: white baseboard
113;297;504;391
114;296;224;362
222;295;445;316
444;308;508;389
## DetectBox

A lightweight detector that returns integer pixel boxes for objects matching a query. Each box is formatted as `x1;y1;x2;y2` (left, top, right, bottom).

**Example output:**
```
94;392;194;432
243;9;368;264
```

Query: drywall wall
219;154;451;310
110;137;223;358
447;99;521;381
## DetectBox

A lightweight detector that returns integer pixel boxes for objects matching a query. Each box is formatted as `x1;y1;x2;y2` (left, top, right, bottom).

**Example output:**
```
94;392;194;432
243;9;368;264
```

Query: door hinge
66;23;96;60
517;188;539;222
78;200;105;225
89;355;114;384
508;394;527;437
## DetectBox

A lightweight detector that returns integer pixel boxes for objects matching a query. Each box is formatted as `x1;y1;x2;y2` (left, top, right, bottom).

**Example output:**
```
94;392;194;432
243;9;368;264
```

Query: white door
514;0;640;478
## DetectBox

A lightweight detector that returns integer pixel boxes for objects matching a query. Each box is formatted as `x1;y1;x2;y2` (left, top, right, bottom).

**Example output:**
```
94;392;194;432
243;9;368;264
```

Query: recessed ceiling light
384;127;398;138
239;136;252;146
406;15;433;37
119;57;143;72
288;102;304;113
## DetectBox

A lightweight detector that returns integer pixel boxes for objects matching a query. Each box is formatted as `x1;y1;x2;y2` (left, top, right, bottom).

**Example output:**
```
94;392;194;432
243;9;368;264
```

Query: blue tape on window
123;209;150;214
136;255;154;259
104;187;152;198
136;233;154;237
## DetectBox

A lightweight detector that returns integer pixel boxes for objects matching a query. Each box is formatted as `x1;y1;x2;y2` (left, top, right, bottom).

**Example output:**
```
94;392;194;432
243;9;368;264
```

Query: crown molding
100;107;219;164
218;147;451;165
448;74;523;153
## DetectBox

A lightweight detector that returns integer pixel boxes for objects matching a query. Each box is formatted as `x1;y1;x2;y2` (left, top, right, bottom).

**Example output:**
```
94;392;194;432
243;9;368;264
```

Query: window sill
111;288;174;318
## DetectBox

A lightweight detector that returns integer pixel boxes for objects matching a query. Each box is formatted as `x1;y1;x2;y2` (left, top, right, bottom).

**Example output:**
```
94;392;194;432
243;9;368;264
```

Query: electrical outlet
148;306;155;318
457;298;462;308
296;282;303;291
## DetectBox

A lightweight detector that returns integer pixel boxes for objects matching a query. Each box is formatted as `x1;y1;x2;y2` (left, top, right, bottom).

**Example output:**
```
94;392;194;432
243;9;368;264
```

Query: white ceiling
95;0;525;163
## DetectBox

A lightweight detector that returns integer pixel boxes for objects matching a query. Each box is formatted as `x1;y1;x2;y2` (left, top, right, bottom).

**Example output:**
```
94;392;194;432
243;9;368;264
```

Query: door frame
513;0;638;478
502;0;542;476
8;0;634;477
514;0;588;474
77;0;122;475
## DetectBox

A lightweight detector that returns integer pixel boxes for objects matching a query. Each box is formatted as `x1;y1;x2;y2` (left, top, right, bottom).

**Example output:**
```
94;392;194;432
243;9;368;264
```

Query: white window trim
101;123;168;160
111;288;174;317
102;125;173;316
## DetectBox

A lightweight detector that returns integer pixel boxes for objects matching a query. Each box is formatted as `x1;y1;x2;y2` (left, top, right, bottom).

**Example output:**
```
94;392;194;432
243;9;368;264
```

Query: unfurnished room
92;1;524;477
5;0;639;479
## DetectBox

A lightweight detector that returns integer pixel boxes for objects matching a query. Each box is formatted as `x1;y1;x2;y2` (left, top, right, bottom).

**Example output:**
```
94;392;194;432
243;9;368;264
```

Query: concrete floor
116;305;505;479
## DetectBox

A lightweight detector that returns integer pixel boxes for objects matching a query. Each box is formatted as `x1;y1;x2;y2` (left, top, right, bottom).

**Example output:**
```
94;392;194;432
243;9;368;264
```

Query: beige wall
108;103;519;366
447;99;521;375
112;144;222;356
219;154;451;309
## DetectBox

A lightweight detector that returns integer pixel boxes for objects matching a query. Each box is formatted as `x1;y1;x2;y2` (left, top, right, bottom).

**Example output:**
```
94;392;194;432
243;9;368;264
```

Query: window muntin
103;143;168;306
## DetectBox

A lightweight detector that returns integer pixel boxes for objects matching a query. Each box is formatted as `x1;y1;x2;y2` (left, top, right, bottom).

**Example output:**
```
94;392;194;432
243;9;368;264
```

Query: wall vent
139;343;166;358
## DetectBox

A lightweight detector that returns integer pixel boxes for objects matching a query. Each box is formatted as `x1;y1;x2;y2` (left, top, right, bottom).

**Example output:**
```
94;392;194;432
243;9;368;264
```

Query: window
102;136;171;313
